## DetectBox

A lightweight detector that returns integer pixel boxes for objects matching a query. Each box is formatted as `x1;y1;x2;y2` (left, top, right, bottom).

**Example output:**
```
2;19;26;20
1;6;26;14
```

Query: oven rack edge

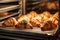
0;29;58;40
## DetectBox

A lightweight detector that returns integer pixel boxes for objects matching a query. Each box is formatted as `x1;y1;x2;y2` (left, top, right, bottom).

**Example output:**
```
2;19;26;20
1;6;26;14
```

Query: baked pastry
40;1;58;10
29;11;52;27
3;11;58;30
15;20;33;29
3;17;18;27
16;11;38;29
0;12;8;17
41;12;58;31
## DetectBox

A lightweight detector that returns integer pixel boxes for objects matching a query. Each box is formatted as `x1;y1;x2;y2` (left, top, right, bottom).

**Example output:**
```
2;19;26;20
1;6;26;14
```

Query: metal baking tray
0;21;58;36
0;0;18;3
0;5;19;12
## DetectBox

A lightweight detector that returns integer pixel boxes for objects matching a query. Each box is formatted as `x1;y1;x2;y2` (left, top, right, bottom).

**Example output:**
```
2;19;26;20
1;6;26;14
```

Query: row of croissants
2;11;58;31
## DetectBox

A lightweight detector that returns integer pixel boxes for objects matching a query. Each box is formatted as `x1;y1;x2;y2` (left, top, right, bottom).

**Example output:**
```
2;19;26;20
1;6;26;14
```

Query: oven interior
0;0;59;40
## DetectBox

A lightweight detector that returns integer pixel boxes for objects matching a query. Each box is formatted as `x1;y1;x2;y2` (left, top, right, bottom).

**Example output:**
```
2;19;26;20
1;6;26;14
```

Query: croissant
3;17;18;27
0;12;8;17
16;20;33;29
30;11;52;27
41;12;58;31
17;11;38;22
15;11;38;29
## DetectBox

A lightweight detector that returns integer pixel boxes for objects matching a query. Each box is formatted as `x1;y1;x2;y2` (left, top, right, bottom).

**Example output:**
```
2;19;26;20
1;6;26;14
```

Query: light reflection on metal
18;0;26;17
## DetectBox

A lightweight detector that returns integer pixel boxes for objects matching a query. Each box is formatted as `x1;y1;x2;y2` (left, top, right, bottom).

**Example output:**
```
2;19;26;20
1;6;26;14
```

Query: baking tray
0;25;58;40
0;21;58;36
0;5;19;12
0;0;18;3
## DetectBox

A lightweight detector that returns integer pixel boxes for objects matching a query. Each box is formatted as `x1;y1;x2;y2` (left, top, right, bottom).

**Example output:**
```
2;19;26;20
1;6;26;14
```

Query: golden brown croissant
0;12;8;17
3;17;18;27
3;11;58;30
41;12;58;31
17;11;38;22
29;11;52;27
46;2;56;10
40;11;52;20
15;20;33;29
39;1;58;10
41;21;57;31
15;11;38;29
53;12;58;20
46;1;58;10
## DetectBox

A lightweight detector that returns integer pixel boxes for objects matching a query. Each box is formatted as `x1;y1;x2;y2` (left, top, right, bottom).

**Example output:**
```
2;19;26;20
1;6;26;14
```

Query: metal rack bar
18;0;26;17
0;0;18;3
0;13;19;21
0;5;19;12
